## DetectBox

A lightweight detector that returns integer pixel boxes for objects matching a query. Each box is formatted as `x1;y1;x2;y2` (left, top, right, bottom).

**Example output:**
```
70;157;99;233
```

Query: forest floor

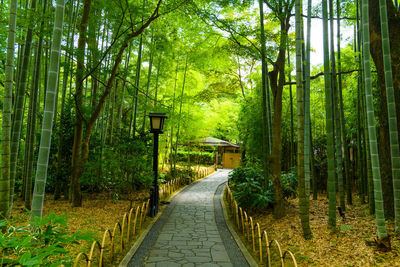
246;194;400;266
11;190;150;261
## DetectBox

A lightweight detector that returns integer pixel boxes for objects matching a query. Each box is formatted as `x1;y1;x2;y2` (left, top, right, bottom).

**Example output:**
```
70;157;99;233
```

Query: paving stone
185;256;213;263
146;256;169;263
168;251;184;258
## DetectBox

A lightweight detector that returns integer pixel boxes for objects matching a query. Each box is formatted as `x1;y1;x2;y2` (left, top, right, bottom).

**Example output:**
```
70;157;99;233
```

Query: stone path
127;169;249;267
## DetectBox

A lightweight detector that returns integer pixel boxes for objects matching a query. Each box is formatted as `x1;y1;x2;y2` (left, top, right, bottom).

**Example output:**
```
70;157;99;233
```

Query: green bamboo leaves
378;0;400;233
361;0;387;238
31;0;65;219
1;0;18;218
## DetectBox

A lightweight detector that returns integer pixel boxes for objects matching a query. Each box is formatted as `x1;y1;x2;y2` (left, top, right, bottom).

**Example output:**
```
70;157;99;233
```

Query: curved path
126;169;249;267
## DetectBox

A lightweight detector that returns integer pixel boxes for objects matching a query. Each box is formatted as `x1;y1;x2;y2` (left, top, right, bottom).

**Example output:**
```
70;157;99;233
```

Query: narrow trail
127;169;249;267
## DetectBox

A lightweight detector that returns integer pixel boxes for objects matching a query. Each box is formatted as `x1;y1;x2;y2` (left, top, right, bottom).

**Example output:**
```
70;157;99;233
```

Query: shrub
228;167;273;208
228;167;298;208
281;167;298;198
0;213;93;266
175;151;215;165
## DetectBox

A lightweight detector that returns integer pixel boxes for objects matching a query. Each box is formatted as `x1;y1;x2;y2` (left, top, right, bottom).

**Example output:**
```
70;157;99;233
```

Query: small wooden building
202;137;241;169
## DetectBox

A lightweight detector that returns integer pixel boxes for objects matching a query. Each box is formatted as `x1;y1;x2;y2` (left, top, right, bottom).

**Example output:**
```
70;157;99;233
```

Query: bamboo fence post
133;206;139;236
121;213;127;251
283;250;298;267
257;223;262;263
250;217;255;253
264;231;271;267
240;208;244;234
100;229;113;267
127;208;134;243
269;239;284;267
73;253;89;267
145;199;150;218
244;211;249;239
87;241;101;267
111;222;122;261
139;202;146;228
234;201;239;227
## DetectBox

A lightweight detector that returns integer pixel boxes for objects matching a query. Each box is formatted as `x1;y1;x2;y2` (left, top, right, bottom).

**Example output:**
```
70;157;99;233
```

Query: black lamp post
149;113;167;217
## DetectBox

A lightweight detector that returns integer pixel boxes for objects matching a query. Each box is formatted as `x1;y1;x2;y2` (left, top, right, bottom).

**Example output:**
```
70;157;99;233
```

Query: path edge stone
220;185;258;267
118;172;214;267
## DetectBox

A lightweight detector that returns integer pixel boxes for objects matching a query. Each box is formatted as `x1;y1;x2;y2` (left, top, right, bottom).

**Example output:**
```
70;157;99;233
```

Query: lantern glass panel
151;117;161;130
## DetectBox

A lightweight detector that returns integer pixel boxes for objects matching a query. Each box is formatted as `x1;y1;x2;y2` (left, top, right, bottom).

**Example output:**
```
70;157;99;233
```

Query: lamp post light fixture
149;113;167;217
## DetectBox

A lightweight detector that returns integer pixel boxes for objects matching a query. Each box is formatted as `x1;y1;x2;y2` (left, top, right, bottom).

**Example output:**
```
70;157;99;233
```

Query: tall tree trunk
368;0;400;219
287;46;295;168
131;34;144;137
10;0;38;210
378;0;400;232
337;0;352;206
296;0;312;239
131;0;146;137
142;32;155;130
304;0;312;201
154;53;162;107
329;0;345;211
23;40;41;209
170;61;179;172
361;0;388;238
31;0;65;218
174;54;188;171
322;0;336;230
70;0;92;207
1;0;17;218
258;0;270;187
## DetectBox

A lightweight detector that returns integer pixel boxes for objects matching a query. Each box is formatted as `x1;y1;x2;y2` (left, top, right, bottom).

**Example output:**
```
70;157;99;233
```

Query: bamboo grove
1;0;400;244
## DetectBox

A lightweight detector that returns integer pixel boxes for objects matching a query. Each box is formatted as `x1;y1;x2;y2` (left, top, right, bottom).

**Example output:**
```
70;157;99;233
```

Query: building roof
201;137;240;148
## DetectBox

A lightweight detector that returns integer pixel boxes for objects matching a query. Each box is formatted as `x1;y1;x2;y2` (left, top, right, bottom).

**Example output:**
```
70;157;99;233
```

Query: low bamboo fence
73;166;215;266
225;186;298;267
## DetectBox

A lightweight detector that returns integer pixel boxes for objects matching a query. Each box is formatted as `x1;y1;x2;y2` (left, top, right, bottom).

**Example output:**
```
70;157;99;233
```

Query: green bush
281;167;298;198
80;134;153;195
0;213;93;266
175;151;215;165
228;167;298;208
228;167;273;208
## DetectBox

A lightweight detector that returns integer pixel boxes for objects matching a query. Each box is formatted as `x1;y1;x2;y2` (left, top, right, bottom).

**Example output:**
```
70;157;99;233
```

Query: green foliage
281;168;298;198
238;96;264;168
165;167;197;184
0;212;93;266
175;150;215;165
339;224;355;234
228;167;298;208
81;134;153;195
229;167;273;208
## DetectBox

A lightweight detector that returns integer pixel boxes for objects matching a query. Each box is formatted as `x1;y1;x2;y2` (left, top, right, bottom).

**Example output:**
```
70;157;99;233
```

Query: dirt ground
245;195;400;266
10;190;150;258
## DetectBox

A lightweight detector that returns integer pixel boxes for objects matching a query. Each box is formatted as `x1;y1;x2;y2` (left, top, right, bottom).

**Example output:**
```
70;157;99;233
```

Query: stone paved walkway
127;169;249;267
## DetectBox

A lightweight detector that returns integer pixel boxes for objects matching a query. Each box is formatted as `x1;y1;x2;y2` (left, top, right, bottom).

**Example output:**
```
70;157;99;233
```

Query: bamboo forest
1;0;400;266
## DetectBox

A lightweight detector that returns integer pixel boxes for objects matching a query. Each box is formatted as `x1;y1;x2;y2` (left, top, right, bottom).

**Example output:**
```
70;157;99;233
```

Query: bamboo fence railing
225;186;298;267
